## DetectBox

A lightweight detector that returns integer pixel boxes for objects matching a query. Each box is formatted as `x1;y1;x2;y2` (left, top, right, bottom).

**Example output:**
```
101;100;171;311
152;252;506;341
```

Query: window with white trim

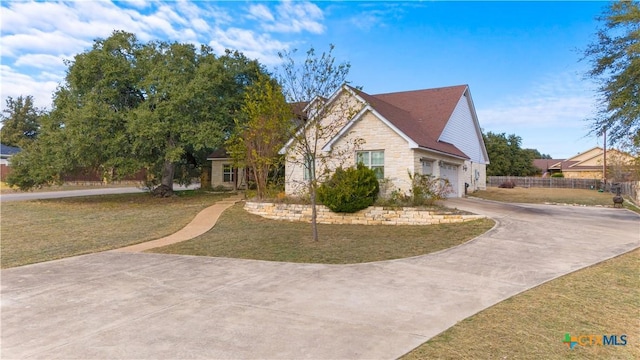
357;150;384;179
223;164;234;182
422;160;433;176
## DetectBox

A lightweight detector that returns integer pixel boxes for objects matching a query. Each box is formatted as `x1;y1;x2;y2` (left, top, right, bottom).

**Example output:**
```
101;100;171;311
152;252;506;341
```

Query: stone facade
244;201;485;226
283;86;489;198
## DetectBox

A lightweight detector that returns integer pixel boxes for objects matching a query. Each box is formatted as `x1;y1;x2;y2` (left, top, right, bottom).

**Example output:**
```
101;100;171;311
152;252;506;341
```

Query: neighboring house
0;143;21;181
533;146;636;180
207;149;248;190
281;84;490;198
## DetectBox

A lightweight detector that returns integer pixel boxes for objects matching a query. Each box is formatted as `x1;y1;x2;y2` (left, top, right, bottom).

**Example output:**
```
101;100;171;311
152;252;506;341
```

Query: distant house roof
0;143;21;157
533;146;635;173
207;148;231;160
533;159;565;172
206;148;230;159
350;85;471;159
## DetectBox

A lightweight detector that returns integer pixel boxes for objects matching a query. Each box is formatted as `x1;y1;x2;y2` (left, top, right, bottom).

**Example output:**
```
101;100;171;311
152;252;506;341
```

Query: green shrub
408;172;452;206
551;172;565;178
318;163;379;213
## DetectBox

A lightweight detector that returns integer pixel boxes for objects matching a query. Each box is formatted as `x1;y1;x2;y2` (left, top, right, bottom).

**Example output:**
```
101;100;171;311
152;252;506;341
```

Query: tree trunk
310;182;319;241
152;159;174;197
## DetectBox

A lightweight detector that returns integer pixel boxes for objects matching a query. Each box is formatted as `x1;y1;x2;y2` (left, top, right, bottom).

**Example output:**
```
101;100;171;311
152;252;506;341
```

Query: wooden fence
488;176;601;189
487;176;639;205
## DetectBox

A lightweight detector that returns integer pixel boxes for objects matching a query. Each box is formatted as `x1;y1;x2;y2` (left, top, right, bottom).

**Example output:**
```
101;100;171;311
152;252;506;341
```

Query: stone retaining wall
244;202;485;225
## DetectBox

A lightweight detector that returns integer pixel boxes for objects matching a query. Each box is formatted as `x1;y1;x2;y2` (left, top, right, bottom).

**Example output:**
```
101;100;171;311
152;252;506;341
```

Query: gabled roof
206;148;230;159
0;143;21;157
351;85;470;159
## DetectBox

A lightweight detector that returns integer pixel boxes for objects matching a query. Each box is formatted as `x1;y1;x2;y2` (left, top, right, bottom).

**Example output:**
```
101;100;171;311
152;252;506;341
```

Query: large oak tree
7;31;266;194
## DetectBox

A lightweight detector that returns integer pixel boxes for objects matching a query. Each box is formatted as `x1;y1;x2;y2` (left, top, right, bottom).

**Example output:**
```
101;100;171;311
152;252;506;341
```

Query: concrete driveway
2;198;638;359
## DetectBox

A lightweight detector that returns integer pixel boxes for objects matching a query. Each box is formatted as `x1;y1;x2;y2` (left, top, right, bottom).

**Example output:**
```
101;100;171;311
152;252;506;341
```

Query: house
533;147;636;180
206;149;249;190
281;84;490;198
0;143;21;181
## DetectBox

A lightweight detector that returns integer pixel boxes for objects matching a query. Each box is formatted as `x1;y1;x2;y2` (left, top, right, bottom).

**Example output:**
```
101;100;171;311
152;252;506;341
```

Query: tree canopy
483;132;541;176
0;95;42;148
7;30;267;193
583;1;640;146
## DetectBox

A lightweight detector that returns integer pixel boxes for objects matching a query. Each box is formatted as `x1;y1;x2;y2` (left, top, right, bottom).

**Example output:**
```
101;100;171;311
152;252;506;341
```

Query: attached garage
440;163;459;197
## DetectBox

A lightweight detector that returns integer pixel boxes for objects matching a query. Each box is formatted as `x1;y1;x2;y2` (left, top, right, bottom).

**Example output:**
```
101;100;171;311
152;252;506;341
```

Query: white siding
439;93;487;164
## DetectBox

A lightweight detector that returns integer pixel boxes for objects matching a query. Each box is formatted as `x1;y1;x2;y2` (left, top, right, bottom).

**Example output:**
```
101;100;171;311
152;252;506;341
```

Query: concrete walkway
1;198;639;359
114;193;244;252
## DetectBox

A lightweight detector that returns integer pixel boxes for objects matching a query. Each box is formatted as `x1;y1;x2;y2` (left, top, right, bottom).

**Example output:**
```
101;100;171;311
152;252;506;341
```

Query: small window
422;161;432;176
223;164;234;182
357;150;384;179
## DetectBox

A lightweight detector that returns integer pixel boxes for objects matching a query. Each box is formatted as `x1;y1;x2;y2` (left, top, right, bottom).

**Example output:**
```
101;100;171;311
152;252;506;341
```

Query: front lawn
149;203;495;264
403;249;640;359
0;191;229;268
472;187;618;206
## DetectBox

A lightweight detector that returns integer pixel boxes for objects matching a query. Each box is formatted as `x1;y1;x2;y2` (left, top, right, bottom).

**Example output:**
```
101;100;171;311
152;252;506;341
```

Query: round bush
318;163;379;213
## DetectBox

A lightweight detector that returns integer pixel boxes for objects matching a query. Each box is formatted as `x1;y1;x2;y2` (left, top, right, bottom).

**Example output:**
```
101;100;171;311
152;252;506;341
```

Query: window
357;150;384;179
223;164;234;182
422;160;432;176
303;154;314;181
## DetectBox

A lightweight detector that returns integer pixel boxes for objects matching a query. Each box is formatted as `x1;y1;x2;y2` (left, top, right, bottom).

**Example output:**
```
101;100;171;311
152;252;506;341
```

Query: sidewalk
114;193;244;252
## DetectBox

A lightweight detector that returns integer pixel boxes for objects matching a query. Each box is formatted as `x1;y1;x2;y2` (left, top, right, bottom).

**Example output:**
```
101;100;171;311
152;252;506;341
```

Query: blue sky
0;1;609;158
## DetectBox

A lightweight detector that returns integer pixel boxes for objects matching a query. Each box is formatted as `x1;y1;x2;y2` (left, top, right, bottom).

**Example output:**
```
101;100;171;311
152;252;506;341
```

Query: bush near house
551;172;564;178
317;164;379;213
408;172;451;206
498;181;516;188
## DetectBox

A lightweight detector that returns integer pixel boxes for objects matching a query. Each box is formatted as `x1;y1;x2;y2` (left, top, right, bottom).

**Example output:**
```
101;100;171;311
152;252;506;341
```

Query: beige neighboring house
281;84;490;198
534;147;636;180
206;149;248;190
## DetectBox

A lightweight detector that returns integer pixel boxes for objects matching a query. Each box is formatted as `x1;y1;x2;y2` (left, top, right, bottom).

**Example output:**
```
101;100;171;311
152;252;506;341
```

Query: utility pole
603;128;607;189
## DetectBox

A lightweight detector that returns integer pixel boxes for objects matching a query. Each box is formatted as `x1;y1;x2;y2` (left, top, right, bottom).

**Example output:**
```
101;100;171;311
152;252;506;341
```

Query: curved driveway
2;198;639;359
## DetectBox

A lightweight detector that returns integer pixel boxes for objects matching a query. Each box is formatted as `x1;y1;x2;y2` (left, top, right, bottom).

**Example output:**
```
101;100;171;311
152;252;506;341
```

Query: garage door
440;164;458;197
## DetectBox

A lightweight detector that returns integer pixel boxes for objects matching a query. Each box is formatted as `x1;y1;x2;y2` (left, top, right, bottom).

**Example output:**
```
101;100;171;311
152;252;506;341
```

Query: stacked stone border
244;201;485;225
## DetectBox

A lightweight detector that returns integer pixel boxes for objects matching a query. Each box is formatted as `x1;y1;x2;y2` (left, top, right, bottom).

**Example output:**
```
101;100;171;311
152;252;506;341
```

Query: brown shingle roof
207;148;230;159
351;85;470;159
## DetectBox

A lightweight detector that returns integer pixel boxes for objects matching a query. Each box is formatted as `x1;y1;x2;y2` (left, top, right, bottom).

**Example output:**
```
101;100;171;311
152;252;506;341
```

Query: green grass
403;249;640;359
150;203;495;264
0;191;229;268
0;181;144;194
471;187;616;206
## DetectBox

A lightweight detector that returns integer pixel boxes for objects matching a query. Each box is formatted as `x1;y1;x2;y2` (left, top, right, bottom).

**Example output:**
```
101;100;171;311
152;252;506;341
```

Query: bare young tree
278;45;363;241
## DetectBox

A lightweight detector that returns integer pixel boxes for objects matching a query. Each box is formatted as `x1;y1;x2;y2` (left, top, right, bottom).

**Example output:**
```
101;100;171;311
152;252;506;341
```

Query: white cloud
1;31;91;59
0;65;59;110
14;54;70;70
248;4;274;22
0;0;327;111
209;27;289;65
258;1;324;34
124;0;148;10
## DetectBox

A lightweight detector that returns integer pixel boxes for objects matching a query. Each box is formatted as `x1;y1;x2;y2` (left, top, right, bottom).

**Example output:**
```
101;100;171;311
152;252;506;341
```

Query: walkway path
2;198;638;359
114;193;244;252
